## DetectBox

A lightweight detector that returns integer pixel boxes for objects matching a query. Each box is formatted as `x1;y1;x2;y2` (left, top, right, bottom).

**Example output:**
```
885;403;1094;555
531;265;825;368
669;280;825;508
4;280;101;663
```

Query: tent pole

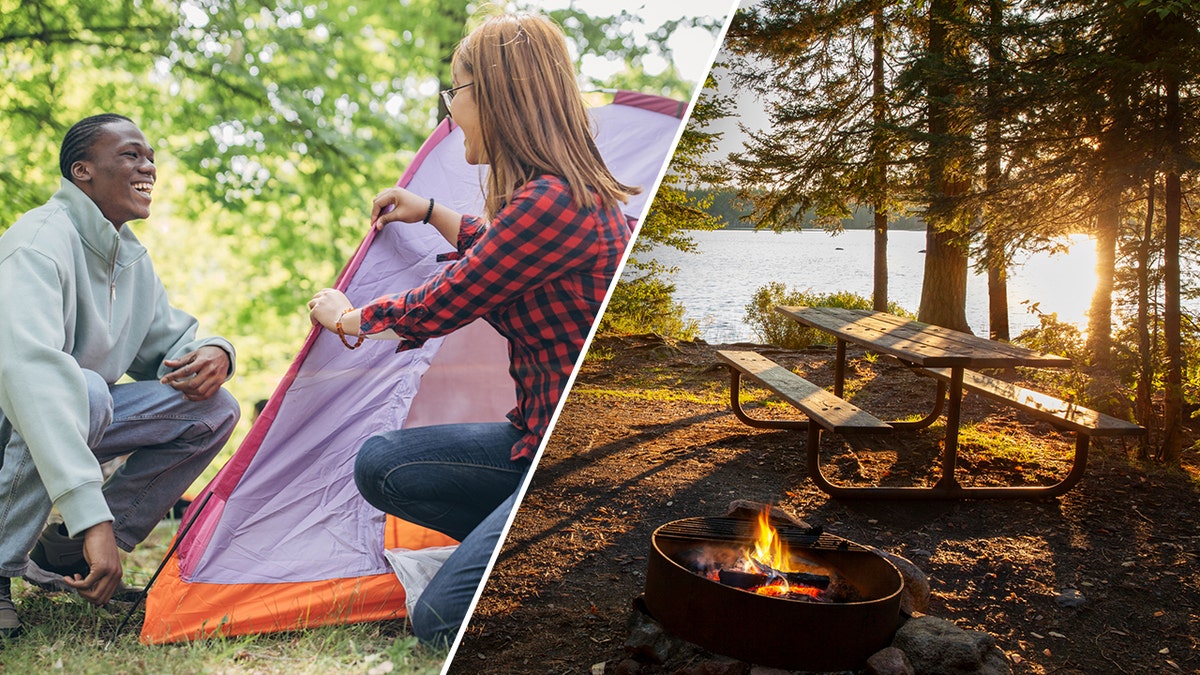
105;490;214;649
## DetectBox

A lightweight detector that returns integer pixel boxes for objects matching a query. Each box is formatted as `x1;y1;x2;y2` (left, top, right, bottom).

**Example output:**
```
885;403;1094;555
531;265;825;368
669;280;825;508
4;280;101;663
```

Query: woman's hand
308;288;356;332
371;187;429;230
371;186;462;246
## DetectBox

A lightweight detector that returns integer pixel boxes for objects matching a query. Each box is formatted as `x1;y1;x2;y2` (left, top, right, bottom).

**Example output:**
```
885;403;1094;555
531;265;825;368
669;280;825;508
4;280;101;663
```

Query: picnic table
718;306;1144;499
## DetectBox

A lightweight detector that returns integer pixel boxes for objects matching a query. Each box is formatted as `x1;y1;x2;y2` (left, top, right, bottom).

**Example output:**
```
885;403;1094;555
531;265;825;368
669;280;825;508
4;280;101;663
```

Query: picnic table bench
718;307;1145;500
717;349;891;436
919;366;1144;491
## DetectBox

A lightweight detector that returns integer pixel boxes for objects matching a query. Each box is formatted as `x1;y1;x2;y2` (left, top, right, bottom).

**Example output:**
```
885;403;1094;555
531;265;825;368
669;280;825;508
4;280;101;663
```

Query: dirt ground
449;335;1200;675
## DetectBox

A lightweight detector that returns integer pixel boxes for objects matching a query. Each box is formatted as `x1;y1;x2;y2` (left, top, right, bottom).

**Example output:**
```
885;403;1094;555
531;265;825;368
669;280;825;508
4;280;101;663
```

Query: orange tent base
141;516;457;644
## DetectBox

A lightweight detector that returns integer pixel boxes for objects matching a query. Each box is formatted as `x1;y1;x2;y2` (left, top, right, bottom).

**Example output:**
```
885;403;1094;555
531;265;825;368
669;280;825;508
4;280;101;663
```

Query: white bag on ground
384;546;459;615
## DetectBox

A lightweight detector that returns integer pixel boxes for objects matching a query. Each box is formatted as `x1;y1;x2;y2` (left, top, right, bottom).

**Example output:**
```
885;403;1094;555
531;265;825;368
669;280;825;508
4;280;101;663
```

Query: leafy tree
1153;4;1200;463
909;0;974;333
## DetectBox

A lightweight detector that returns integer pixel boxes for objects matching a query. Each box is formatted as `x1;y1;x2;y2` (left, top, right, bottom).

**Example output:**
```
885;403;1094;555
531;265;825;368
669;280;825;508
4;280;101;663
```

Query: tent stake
106;491;214;650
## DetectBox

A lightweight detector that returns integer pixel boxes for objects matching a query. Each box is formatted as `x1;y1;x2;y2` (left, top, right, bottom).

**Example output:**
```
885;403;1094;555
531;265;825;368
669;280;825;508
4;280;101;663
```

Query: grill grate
654;517;860;552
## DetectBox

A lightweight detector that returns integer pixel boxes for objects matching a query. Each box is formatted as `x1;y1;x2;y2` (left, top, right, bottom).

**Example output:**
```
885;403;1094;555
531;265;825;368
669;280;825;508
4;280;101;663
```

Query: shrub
1014;309;1108;410
601;276;701;340
743;283;913;349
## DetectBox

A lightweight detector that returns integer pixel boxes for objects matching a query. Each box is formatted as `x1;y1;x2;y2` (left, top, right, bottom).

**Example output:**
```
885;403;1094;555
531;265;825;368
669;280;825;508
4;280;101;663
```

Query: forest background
609;0;1200;466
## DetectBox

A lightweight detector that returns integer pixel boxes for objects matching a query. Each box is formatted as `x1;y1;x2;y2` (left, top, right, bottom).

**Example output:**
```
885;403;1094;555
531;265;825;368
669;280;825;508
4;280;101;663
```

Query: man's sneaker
24;522;88;592
22;556;74;592
24;558;144;600
0;576;21;642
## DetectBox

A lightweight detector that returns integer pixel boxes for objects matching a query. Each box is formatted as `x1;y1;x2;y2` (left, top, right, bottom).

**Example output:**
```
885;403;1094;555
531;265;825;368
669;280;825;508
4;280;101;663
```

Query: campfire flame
682;507;837;602
751;507;793;573
748;508;797;596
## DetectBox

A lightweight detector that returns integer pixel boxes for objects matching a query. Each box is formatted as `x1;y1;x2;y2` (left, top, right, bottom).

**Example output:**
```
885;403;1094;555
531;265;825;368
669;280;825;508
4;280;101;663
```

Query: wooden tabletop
776;306;1072;369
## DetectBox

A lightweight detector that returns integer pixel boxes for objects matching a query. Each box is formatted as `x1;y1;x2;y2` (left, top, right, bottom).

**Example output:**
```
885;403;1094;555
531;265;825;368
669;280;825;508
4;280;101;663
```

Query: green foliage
744;282;914;349
601;272;700;341
1013;306;1090;367
1012;306;1138;421
1014;301;1200;421
1012;308;1092;399
1124;0;1200;18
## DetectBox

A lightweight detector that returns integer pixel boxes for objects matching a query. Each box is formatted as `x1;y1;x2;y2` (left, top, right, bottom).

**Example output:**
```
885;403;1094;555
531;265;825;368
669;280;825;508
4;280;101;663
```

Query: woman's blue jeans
354;422;528;647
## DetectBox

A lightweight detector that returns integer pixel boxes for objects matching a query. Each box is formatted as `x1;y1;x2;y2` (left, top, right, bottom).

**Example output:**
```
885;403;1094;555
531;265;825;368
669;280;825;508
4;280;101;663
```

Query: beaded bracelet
336;306;365;350
422;197;435;224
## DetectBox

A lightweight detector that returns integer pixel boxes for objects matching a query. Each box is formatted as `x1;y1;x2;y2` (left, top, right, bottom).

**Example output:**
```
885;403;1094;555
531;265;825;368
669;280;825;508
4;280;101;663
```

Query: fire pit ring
643;515;903;671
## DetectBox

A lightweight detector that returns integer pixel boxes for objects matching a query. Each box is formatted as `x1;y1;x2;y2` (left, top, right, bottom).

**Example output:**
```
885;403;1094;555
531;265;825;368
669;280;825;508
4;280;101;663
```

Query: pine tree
722;0;917;313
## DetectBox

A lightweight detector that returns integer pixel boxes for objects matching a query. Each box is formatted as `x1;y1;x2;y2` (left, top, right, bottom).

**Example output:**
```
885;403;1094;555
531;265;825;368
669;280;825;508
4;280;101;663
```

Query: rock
867;546;931;615
623;598;676;664
892;616;1012;675
1054;588;1086;608
612;659;643;675
867;647;915;675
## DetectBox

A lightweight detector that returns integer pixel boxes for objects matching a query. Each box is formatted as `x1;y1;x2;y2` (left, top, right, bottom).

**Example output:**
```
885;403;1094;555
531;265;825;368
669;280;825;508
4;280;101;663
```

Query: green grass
956;422;1052;465
2;520;448;674
571;385;725;406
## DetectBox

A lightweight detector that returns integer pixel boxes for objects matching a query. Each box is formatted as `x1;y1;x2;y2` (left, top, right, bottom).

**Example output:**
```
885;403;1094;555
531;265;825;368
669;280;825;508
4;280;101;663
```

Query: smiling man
0;114;240;640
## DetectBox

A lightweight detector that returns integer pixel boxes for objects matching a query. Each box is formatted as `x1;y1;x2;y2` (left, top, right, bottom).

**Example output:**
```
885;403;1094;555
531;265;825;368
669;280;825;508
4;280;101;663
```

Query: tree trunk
1160;70;1184;467
918;0;971;333
920;226;971;331
871;1;889;312
986;236;1009;341
874;212;888;312
1135;178;1155;460
1086;189;1119;369
984;0;1009;342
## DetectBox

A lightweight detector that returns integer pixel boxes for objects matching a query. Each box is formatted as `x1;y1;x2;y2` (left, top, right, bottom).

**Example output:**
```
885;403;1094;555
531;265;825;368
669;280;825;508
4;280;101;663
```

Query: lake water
651;228;1098;344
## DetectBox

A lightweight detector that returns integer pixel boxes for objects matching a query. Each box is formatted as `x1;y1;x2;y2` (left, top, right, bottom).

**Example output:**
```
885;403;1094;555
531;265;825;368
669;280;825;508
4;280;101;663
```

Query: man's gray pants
0;369;239;577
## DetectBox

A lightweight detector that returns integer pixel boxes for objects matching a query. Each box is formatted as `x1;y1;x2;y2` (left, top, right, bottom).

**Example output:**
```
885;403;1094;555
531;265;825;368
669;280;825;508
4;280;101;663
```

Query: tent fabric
140;91;686;643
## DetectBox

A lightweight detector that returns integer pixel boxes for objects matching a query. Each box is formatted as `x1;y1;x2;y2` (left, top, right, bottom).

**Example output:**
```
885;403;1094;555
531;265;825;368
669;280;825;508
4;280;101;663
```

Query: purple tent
141;91;688;643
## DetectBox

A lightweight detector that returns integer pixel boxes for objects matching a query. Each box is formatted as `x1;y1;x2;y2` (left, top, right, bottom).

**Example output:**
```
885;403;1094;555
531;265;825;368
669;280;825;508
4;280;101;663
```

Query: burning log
717;569;830;590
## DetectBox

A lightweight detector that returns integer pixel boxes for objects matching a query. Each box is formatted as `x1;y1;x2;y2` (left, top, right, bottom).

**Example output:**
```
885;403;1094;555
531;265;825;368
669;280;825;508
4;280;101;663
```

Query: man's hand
61;521;123;607
161;345;230;401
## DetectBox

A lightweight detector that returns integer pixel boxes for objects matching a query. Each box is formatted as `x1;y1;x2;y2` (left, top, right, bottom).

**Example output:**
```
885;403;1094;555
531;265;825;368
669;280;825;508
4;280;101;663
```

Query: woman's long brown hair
453;12;640;220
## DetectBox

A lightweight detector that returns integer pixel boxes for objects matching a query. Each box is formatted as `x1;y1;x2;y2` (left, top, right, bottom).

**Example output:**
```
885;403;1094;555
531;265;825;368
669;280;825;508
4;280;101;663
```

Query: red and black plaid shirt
359;175;631;461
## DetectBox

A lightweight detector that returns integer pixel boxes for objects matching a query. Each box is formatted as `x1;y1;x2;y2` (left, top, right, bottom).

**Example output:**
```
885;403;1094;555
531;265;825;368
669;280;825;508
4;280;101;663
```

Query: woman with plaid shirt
308;12;638;648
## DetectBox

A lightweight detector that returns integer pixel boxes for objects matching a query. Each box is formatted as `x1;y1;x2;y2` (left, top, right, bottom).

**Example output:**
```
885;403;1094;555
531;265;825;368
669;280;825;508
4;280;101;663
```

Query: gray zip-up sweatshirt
0;178;235;537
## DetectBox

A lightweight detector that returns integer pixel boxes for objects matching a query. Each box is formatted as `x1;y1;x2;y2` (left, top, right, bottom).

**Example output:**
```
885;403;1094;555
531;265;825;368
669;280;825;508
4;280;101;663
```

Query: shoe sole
22;559;72;592
0;598;21;641
23;559;143;602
